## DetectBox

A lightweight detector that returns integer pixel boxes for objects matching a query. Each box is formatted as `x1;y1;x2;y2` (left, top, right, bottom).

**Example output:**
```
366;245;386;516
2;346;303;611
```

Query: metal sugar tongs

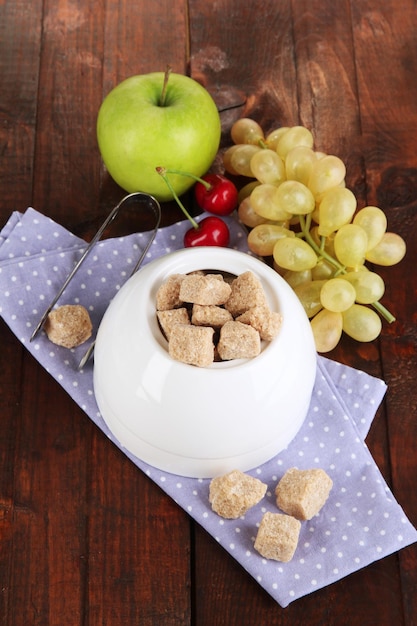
30;192;162;369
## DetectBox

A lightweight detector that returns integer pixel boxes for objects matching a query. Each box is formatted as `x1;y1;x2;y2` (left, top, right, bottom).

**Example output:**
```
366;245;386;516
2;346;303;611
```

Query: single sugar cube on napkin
209;469;267;519
44;304;92;349
275;467;333;520
254;512;301;562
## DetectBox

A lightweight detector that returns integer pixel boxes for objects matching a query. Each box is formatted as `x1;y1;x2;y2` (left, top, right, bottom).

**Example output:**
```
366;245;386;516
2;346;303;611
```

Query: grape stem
298;215;396;324
156;167;199;229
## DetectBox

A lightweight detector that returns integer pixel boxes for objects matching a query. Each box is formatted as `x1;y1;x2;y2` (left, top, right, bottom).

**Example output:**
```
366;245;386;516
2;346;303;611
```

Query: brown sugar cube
179;273;232;306
157;307;190;340
237;306;283;341
217;320;260;361
275;468;333;520
191;304;233;328
44;304;92;349
254;512;301;562
168;324;214;367
225;271;268;317
209;469;267;519
156;274;185;311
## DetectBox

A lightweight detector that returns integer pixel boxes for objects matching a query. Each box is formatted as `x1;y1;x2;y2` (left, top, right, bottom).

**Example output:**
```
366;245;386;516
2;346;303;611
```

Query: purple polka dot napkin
1;207;416;607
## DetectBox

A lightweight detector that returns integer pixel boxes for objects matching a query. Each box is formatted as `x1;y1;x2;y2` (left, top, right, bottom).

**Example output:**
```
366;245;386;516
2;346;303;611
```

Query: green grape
311;259;336;280
353;206;387;251
274;180;315;215
250;149;286;184
317;187;357;237
365;232;406;266
231;118;265;145
238;197;270;228
273;237;318;272
344;268;385;304
285;146;317;186
238;180;261;204
311;206;321;224
276;126;314;159
308;155;346;199
247;224;294;256
311;309;343;353
293;280;327;317
265;126;290;149
334;223;368;268
223;144;241;175
223;143;261;177
342;304;382;342
251;184;293;221
283;268;312;288
320;277;356;312
309;225;321;247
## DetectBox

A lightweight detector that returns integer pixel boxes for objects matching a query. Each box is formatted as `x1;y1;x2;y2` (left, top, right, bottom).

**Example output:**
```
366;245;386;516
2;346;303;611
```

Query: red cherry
184;216;230;248
194;174;238;216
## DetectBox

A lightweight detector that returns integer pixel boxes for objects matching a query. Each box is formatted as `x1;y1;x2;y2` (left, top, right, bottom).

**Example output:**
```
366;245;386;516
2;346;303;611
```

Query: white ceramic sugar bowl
93;247;317;478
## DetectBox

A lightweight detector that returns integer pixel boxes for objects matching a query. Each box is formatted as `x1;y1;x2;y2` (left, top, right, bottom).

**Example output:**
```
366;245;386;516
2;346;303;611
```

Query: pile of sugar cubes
156;270;282;367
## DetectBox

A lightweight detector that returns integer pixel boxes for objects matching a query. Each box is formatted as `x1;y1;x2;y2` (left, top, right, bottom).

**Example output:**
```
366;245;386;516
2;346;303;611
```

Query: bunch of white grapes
224;118;406;352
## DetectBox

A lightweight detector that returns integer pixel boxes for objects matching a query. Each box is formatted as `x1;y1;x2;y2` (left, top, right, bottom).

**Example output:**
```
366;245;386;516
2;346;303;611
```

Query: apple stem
159;167;212;191
159;65;172;107
156;167;199;229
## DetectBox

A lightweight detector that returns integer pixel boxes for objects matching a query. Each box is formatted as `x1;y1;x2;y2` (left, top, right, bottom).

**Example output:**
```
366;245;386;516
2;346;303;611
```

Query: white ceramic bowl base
93;247;317;478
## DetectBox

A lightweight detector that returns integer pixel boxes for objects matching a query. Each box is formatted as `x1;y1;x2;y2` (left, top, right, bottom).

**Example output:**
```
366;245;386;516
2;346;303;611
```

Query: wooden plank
188;0;298;138
31;0;105;226
2;1;106;622
7;358;90;625
351;2;417;623
0;0;42;211
0;0;43;622
0;326;24;623
86;432;191;625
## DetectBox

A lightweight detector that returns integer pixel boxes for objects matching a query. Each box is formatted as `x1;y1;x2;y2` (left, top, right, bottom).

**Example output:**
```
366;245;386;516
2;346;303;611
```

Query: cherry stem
159;167;212;191
159;65;172;107
298;214;396;324
156;167;199;229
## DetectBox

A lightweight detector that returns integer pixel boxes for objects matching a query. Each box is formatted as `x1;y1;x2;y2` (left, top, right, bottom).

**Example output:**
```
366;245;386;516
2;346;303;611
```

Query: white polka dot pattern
1;208;416;608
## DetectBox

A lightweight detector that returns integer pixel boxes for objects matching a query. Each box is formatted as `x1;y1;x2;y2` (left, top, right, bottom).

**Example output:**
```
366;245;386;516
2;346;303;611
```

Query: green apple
97;71;221;202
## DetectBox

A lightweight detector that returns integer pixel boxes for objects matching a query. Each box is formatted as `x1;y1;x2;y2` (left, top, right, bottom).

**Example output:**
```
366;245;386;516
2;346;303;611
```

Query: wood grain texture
0;0;416;624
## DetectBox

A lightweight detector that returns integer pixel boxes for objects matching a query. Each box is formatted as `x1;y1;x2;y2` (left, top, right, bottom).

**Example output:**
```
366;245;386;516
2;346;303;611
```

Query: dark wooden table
1;1;416;624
